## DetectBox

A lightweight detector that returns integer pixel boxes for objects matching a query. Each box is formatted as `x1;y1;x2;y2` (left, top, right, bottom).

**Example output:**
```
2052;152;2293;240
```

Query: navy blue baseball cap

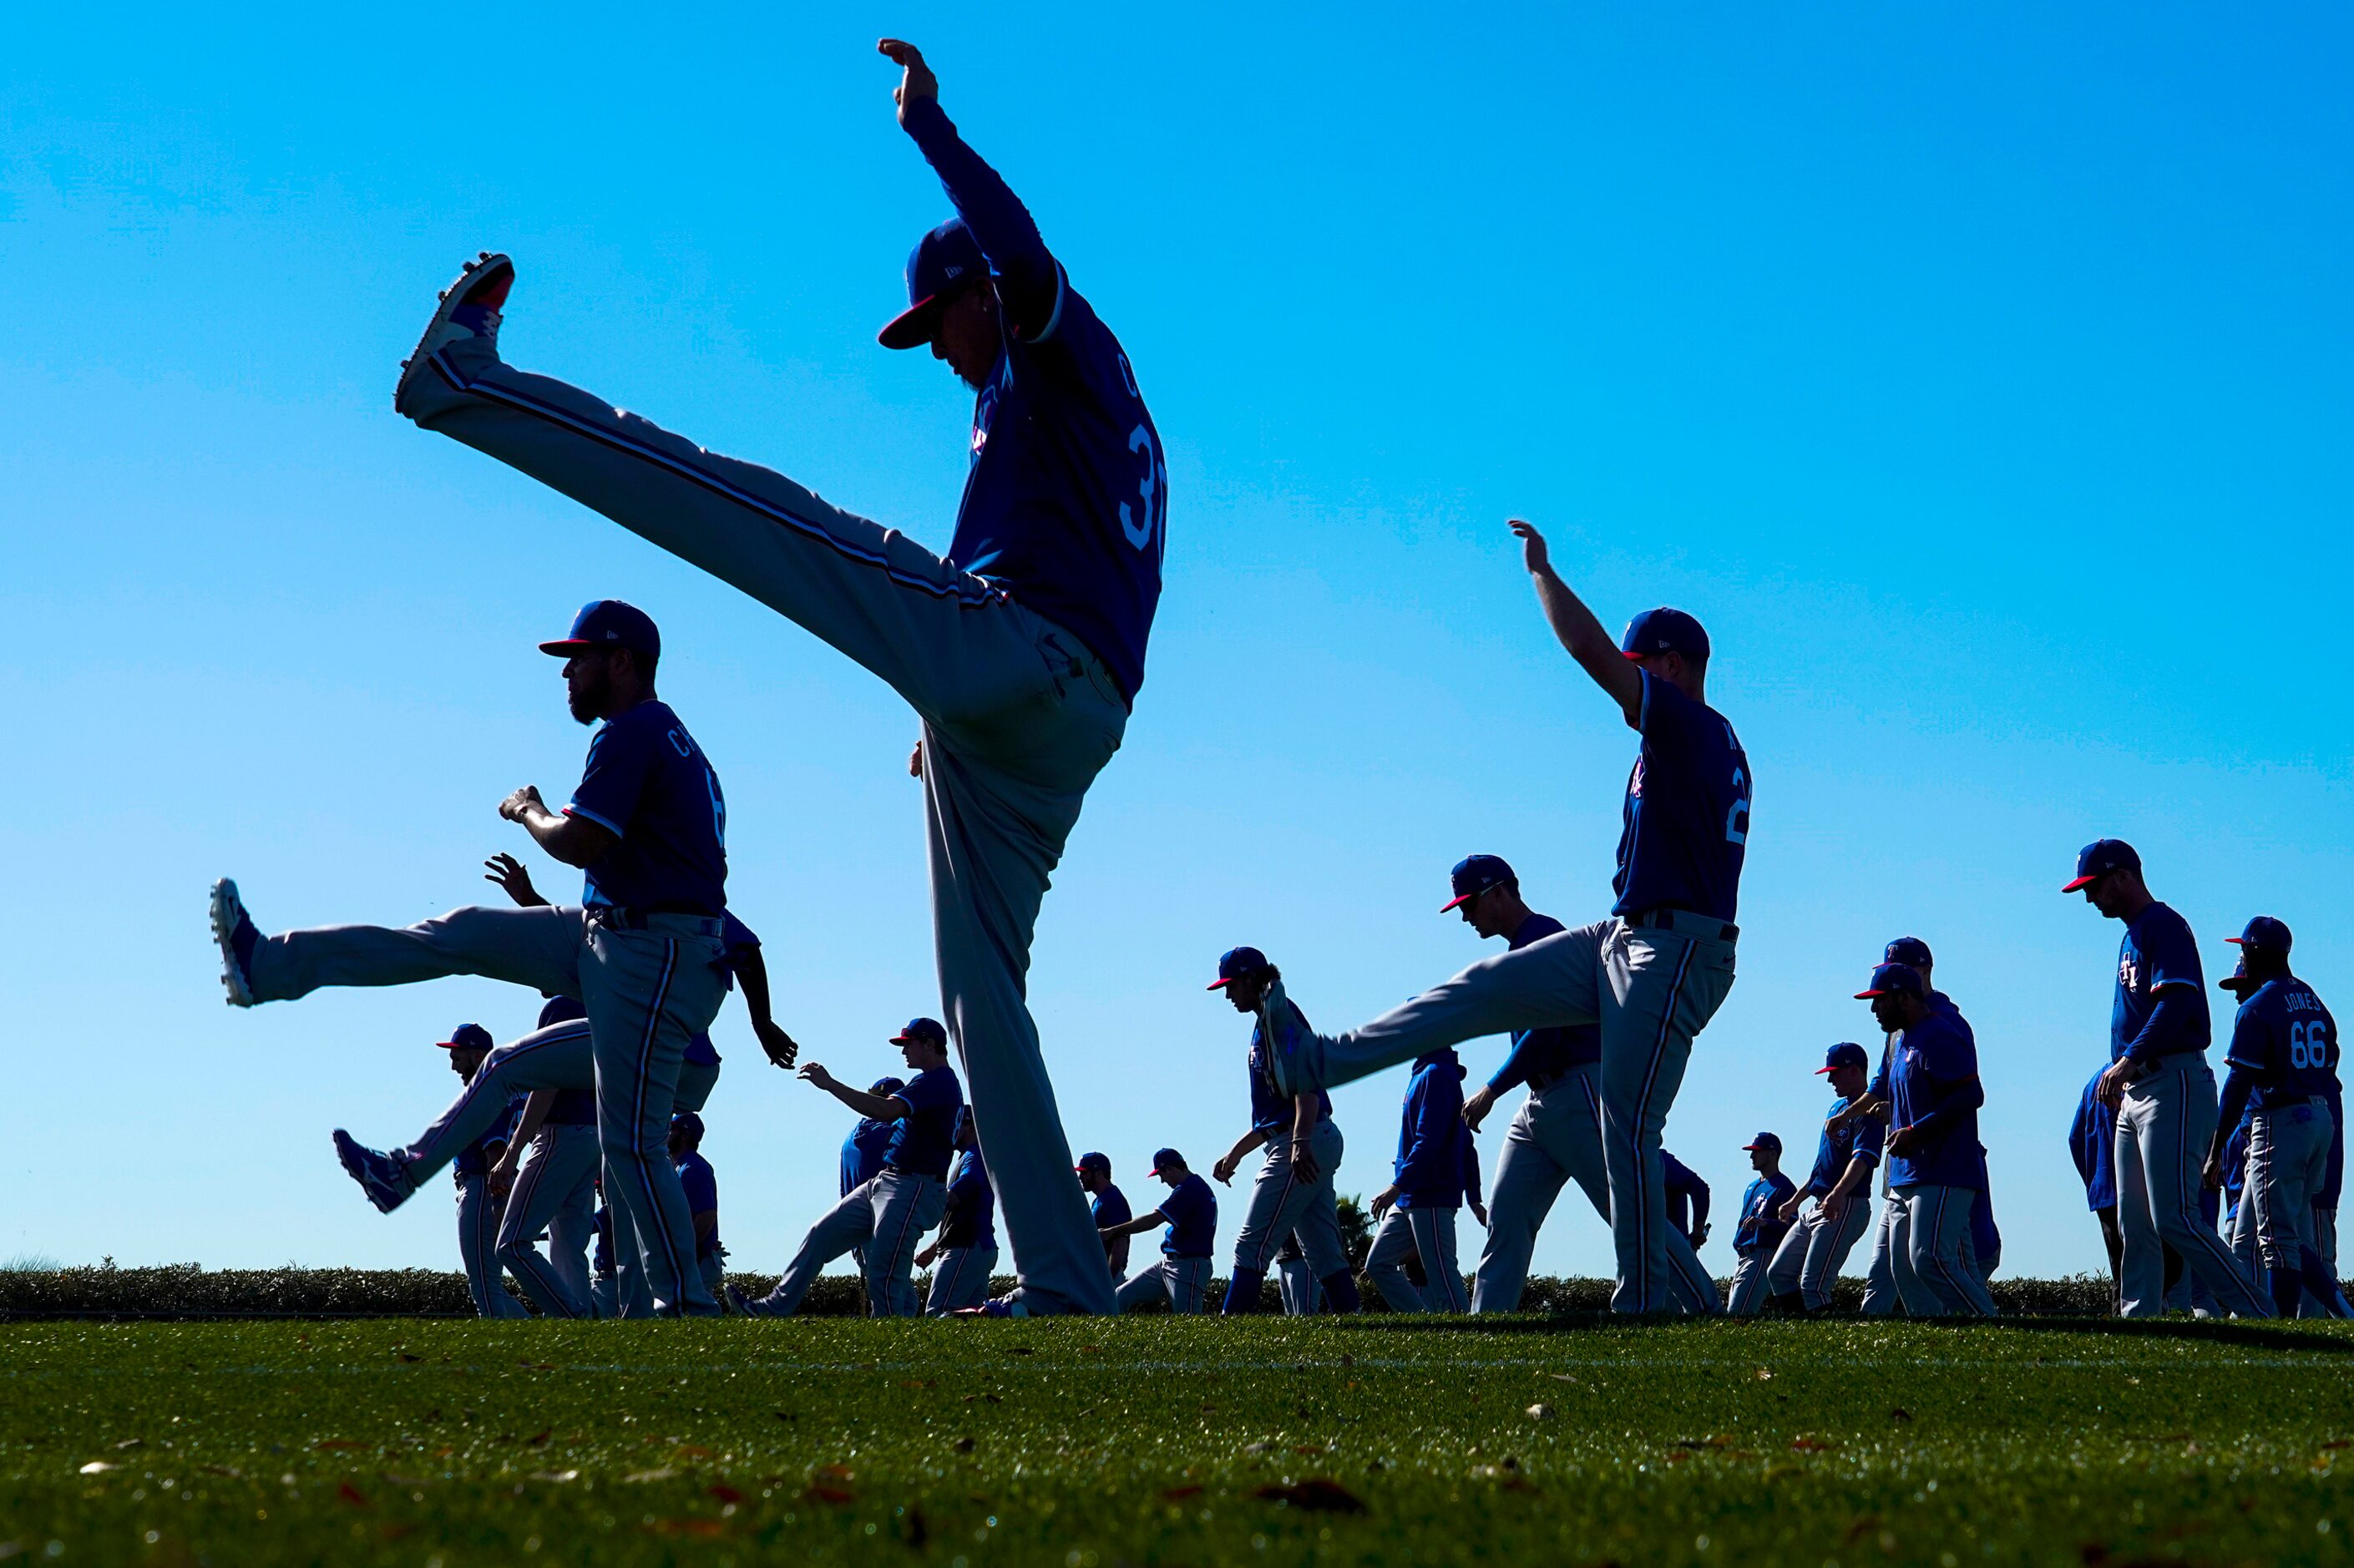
1441;854;1516;913
1884;937;1933;969
1149;1147;1187;1176
868;1075;909;1099
1620;607;1710;662
890;1017;948;1048
538;995;587;1029
1075;1151;1111;1173
2228;916;2292;954
1817;1041;1871;1075
878;218;990;349
2219;959;2258;997
1208;946;1271;990
2063;838;2140;893
670;1110;705;1142
540;599;661;660
1742;1131;1782;1153
437;1022;494;1052
1855;963;1926;1000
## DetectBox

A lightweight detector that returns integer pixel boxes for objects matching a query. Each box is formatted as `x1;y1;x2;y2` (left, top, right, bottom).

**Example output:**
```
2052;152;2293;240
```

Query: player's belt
1526;1065;1572;1091
1625;907;1739;942
588;903;723;933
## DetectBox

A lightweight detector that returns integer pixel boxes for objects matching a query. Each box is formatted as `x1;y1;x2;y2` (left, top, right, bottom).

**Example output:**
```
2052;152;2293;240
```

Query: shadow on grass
1324;1311;2354;1355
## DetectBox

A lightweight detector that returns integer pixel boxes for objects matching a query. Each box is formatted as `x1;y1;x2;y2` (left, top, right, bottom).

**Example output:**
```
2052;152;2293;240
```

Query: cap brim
1813;1065;1837;1075
1855;989;1894;999
877;295;944;350
1206;978;1233;990
1439;893;1472;913
2061;874;2100;893
538;639;594;656
2225;936;2249;944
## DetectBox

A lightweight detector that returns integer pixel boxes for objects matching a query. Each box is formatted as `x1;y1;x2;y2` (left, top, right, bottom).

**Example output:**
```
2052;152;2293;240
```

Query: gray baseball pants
1367;1207;1466;1313
1309;914;1737;1313
454;1174;529;1318
1232;1120;1349;1279
1724;1254;1770;1315
1859;1193;1938;1317
1116;1257;1213;1313
405;336;1127;1317
246;903;727;1315
749;1171;946;1318
925;1244;1000;1316
608;1058;721;1319
1276;1250;1317;1315
496;1121;600;1318
2116;1058;2270;1318
1472;1067;1607;1313
1765;1195;1871;1312
2247;1099;2331;1270
1889;1184;1998;1318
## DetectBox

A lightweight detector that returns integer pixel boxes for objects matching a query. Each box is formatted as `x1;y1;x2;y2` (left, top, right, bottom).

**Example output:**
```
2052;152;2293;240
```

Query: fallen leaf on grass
1842;1515;1883;1546
1673;1436;1733;1451
623;1469;677;1484
1293;1445;1328;1456
953;1438;975;1454
1161;1485;1204;1501
806;1483;856;1505
1551;1373;1579;1383
648;1519;726;1538
2322;1439;2353;1450
313;1439;367;1453
1252;1478;1366;1514
1009;1346;1036;1356
519;1361;557;1372
1889;1408;1913;1423
1526;1404;1556;1421
113;1439;144;1451
708;1485;744;1505
523;1430;552;1447
816;1464;854;1481
337;1482;369;1508
396;1354;423;1364
529;1471;580;1484
1753;1368;1774;1381
199;1464;241;1479
1243;1440;1274;1454
1790;1436;1838;1453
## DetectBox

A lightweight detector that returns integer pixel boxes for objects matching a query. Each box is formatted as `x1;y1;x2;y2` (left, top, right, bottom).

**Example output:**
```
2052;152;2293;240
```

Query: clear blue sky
5;3;2348;1284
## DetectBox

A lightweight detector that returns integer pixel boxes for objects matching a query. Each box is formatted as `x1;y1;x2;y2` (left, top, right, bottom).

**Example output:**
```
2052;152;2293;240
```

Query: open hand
483;852;544;908
1507;518;1551;577
797;1062;837;1092
1369;1186;1397;1220
878;38;939;123
756;1019;800;1071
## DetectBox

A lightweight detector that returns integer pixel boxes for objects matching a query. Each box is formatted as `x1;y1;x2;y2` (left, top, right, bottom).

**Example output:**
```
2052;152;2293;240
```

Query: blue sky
4;3;2348;1285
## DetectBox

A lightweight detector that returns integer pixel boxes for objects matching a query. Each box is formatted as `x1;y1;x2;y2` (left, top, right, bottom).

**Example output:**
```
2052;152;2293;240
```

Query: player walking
1262;524;1748;1313
1852;963;1997;1316
668;1112;726;1301
2070;841;2271;1318
1722;1133;1795;1315
918;1108;1000;1315
1076;1153;1132;1282
1364;1047;1482;1313
1766;1043;1883;1315
391;40;1161;1318
1102;1150;1219;1314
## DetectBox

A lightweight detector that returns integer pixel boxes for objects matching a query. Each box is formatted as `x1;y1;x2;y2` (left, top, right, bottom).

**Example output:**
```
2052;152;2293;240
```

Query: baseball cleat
393;251;514;411
332;1130;417;1215
954;1297;1029;1318
723;1282;782;1318
209;878;260;1007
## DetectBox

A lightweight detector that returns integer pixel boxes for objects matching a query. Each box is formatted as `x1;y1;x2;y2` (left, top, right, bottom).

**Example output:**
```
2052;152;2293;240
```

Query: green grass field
5;1317;2352;1566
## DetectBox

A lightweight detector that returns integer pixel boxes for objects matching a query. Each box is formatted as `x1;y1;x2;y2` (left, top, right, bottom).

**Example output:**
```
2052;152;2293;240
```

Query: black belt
588;903;721;931
1526;1065;1572;1092
1627;907;1739;942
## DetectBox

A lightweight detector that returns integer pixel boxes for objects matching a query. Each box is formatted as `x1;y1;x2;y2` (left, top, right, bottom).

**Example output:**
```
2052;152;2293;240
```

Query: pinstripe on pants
455;1174;528;1318
496;1122;600;1318
2115;1058;2270;1318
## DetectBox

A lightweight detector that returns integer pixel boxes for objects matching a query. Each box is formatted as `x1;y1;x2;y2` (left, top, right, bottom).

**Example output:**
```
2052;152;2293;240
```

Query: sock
2267;1264;2302;1317
1221;1268;1266;1315
2296;1248;2351;1318
1319;1269;1363;1314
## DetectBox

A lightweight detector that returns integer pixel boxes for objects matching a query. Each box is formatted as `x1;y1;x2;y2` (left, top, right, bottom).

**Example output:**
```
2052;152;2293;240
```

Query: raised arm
798;1063;909;1122
1509;520;1643;726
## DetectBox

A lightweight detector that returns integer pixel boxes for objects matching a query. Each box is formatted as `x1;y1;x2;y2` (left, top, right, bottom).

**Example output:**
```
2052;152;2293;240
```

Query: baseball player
437;1024;530;1318
2068;1063;2125;1306
2202;918;2350;1318
669;1111;725;1301
1852;963;1996;1316
219;599;733;1316
1722;1133;1795;1315
1256;526;1749;1314
392;38;1162;1319
1883;937;2007;1292
1764;1044;1883;1315
1364;1048;1486;1313
2071;840;2271;1318
1662;1151;1711;1255
729;1019;964;1318
1101;1149;1218;1313
1076;1153;1132;1282
487;996;602;1317
918;1109;999;1314
1207;948;1359;1315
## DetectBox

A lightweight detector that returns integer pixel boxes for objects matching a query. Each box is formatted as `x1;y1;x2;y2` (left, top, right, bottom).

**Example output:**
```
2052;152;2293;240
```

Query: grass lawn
3;1316;2351;1565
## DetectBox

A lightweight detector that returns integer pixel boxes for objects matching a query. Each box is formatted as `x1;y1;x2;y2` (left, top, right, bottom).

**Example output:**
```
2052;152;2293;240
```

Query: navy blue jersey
1091;1183;1132;1232
1661;1152;1709;1244
1487;913;1601;1090
2222;1108;2253;1207
884;1065;964;1180
1805;1095;1885;1198
901;98;1164;705
1886;1009;1987;1190
941;1146;997;1251
1732;1171;1797;1258
1612;672;1751;922
566;698;726;914
1249;1000;1332;1133
2226;977;2339;1110
842;1117;896;1196
2068;1066;2118;1211
1394;1050;1471;1210
1157;1172;1218;1259
455;1095;525;1180
2109;902;2209;1064
674;1148;720;1259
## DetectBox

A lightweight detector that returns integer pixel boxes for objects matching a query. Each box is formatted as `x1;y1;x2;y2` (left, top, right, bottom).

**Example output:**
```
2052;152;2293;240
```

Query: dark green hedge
0;1264;2117;1319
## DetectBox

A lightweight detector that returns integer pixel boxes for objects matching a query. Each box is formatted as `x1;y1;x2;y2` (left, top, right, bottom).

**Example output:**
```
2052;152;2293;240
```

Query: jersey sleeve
567;710;654;837
2144;910;2205;993
2223;995;2276;1075
679;1157;717;1216
1637;670;1702;756
896;1068;960;1120
1850;1113;1886;1166
898;97;1061;340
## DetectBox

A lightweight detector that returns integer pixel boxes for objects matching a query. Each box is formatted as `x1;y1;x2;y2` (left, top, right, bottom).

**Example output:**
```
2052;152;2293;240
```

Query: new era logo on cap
1884;936;1932;969
1441;853;1516;913
2063;837;2140;893
1076;1151;1111;1173
1619;607;1710;662
2228;915;2292;953
1208;946;1269;989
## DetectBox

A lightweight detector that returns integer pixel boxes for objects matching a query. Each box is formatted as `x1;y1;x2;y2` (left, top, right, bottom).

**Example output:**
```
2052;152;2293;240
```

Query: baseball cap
437;1022;494;1052
539;599;661;659
670;1110;705;1142
2218;959;2259;998
1620;607;1710;662
2227;915;2293;954
2063;838;2140;893
868;1075;908;1099
890;1017;948;1048
1149;1147;1187;1176
953;1105;976;1142
1440;854;1516;913
1076;1151;1111;1174
1207;946;1270;990
538;995;587;1029
1816;1041;1870;1075
1742;1131;1782;1153
1883;937;1933;969
1855;963;1926;1000
878;218;990;350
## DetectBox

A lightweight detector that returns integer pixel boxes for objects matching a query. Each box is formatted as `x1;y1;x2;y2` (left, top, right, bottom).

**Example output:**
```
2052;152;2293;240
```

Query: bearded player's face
564;651;616;725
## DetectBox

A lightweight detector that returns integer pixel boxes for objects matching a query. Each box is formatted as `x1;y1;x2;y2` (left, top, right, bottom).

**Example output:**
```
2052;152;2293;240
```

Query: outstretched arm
799;1063;909;1122
1511;520;1643;726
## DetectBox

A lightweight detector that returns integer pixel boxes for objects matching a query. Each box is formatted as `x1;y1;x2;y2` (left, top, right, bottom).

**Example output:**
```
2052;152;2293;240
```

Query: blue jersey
1661;1152;1709;1244
1091;1183;1132;1232
2068;1066;2117;1211
2222;1110;2253;1209
901;98;1164;705
455;1094;524;1180
1249;1001;1332;1133
884;1065;964;1180
2109;902;2209;1064
675;1149;720;1259
1612;672;1750;923
2225;977;2338;1110
1804;1095;1885;1199
941;1146;997;1251
842;1116;896;1196
1157;1172;1218;1259
566;698;727;915
1732;1171;1796;1258
1886;1008;1987;1191
1394;1050;1472;1210
1487;913;1601;1091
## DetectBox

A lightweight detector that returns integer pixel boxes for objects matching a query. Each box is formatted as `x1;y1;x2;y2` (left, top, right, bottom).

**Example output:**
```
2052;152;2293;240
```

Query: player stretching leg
487;997;603;1317
219;601;732;1315
1765;1044;1882;1314
390;43;1158;1318
2073;841;2272;1318
1103;1151;1219;1314
1263;523;1748;1313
